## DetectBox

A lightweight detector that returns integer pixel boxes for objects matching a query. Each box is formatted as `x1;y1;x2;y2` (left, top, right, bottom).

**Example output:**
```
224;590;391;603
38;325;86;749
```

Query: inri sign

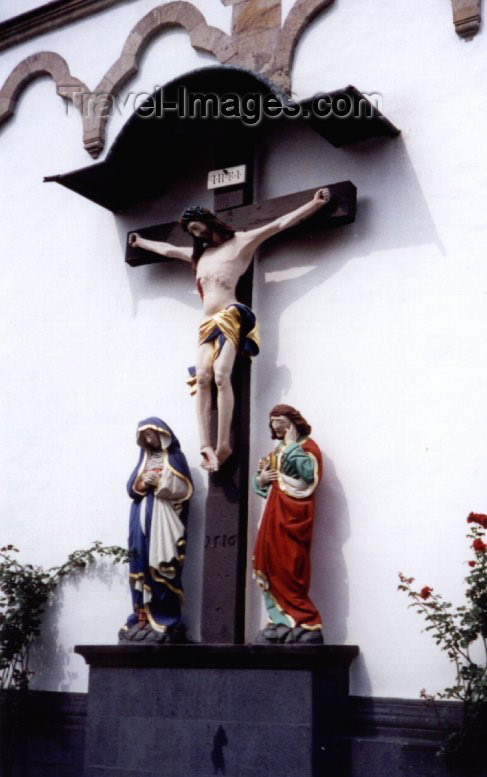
207;165;247;190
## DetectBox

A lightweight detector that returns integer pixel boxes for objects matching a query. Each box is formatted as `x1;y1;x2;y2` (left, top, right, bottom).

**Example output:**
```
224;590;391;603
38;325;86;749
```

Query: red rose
472;538;487;553
419;586;433;600
467;513;487;528
468;561;477;567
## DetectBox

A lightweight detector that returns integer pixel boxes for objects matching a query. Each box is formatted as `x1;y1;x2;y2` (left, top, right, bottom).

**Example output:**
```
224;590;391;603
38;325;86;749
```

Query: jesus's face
269;415;291;439
187;220;213;241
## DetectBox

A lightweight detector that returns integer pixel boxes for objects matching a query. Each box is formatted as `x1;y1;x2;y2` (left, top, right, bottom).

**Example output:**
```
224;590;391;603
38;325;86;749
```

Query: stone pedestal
75;644;358;777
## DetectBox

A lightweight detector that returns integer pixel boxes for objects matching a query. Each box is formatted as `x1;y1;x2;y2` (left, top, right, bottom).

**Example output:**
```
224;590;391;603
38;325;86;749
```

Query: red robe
253;438;323;629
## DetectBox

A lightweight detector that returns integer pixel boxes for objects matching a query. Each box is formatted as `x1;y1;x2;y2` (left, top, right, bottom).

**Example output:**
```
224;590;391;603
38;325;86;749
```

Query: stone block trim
0;3;235;158
0;51;88;127
232;0;281;36
0;0;481;155
273;0;334;88
0;0;339;156
85;2;235;156
0;0;347;155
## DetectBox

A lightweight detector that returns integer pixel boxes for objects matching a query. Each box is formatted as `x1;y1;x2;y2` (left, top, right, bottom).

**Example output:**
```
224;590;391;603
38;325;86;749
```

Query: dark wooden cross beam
126;181;356;644
126;182;356;267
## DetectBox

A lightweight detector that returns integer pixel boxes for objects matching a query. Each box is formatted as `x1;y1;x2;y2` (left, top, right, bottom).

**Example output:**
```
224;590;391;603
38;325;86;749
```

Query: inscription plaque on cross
126;175;356;644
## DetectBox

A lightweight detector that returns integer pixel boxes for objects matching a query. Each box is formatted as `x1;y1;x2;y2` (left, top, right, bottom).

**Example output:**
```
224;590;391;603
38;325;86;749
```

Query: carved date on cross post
206;533;237;550
126;181;357;643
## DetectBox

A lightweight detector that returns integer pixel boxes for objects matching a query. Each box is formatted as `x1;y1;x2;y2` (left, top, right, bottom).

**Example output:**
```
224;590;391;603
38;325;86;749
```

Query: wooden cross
126;179;356;644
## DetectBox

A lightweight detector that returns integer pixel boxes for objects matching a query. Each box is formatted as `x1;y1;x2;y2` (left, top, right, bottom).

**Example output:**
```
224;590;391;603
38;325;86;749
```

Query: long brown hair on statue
268;404;312;438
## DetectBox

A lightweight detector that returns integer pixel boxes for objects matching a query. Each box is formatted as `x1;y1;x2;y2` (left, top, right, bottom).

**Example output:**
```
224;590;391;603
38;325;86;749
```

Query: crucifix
126;167;356;643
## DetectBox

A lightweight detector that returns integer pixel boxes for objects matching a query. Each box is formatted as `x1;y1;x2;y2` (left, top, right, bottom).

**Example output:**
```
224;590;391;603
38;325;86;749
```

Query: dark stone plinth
75;644;358;777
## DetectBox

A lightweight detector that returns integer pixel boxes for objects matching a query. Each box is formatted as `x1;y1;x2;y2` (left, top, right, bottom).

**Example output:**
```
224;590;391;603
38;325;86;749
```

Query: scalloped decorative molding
0;0;336;157
0;51;88;123
451;0;481;38
83;2;237;156
274;0;334;86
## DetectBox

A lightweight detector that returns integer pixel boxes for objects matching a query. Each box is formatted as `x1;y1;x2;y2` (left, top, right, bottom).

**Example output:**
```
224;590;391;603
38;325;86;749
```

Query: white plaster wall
1;2;42;20
0;0;486;699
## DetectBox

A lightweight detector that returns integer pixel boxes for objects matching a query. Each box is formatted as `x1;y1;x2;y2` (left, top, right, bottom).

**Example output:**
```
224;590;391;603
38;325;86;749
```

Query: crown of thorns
179;206;214;228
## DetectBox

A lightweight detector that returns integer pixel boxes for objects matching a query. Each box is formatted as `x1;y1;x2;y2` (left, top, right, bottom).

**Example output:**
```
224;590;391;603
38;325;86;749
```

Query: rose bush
398;513;487;754
0;542;131;689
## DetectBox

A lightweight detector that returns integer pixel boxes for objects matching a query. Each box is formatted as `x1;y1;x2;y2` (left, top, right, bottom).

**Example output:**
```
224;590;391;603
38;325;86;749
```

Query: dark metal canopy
45;66;399;213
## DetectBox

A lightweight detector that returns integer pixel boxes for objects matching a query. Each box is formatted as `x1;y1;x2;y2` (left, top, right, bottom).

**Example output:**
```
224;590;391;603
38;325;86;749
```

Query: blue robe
125;417;193;633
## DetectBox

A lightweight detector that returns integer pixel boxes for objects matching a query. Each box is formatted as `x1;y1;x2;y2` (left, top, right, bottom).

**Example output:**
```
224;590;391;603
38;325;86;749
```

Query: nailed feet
200;444;233;471
200;446;220;472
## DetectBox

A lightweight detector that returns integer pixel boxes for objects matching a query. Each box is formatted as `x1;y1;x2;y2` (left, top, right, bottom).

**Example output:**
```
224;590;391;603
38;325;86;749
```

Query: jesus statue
129;187;330;472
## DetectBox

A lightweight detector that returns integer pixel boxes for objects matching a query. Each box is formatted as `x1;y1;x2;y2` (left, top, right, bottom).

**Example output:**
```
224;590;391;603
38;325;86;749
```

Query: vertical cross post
200;141;254;643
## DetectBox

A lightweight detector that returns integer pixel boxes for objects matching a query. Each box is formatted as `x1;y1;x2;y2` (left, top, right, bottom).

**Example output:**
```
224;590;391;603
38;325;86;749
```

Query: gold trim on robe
198;305;241;359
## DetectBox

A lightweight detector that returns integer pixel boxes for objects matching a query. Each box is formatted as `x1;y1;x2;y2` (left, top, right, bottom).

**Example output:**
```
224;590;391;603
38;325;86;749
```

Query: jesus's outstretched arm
240;188;331;256
129;232;192;262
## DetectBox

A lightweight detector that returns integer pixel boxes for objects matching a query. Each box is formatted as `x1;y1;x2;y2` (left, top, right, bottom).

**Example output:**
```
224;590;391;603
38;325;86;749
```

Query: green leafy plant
0;541;131;690
398;513;487;754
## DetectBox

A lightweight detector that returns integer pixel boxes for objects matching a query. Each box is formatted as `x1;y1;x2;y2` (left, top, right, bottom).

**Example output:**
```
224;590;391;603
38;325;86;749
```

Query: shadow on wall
256;120;444;256
29;561;127;692
253;130;445;411
311;453;350;644
253;132;445;353
29;594;74;693
341;134;445;255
